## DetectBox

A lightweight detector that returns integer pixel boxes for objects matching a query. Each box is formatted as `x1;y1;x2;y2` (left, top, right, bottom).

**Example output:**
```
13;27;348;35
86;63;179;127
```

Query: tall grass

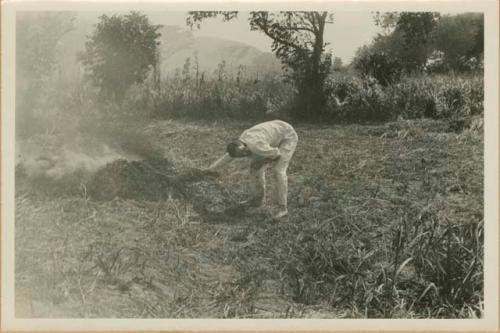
147;65;483;126
23;58;482;130
263;204;483;318
326;72;483;124
151;66;295;121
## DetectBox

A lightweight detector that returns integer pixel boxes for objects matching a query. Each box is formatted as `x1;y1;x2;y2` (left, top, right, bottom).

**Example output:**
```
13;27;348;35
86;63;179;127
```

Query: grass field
15;118;483;318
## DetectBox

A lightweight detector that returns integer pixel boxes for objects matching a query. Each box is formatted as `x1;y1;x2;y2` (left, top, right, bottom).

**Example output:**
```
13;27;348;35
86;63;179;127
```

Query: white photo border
2;0;498;331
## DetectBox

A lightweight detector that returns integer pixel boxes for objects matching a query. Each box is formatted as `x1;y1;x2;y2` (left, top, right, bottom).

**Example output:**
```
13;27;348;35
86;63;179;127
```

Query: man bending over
208;120;298;220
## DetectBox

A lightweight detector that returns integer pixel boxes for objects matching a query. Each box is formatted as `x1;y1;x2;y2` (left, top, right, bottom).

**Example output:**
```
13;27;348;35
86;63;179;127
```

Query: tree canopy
353;12;483;83
187;11;335;120
79;12;162;102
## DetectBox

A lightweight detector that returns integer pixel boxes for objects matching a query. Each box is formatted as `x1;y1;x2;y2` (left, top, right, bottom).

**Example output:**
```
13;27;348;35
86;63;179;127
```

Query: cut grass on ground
15;119;483;318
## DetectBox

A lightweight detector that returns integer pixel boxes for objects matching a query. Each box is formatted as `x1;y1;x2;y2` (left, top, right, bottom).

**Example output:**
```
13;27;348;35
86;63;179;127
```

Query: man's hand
269;154;281;162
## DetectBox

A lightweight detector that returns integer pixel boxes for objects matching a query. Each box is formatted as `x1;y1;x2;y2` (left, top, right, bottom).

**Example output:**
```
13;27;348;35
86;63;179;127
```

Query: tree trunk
298;12;328;120
311;12;326;82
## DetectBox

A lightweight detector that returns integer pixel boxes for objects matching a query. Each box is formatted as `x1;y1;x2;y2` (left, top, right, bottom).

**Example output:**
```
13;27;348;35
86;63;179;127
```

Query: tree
352;46;402;86
79;12;162;102
395;12;440;48
371;12;483;73
187;11;334;120
371;12;440;73
332;56;343;72
370;29;429;73
433;13;483;71
373;11;399;35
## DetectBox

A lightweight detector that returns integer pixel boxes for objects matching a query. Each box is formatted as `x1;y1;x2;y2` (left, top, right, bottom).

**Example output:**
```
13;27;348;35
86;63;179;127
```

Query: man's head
227;139;251;158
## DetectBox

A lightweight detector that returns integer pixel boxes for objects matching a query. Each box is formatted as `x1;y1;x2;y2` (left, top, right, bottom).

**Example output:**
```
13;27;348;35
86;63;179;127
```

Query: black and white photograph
1;0;499;331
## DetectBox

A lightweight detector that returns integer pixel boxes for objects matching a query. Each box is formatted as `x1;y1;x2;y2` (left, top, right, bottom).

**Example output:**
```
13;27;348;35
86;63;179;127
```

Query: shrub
352;48;403;86
326;73;483;123
390;74;484;119
384;78;437;119
326;75;396;122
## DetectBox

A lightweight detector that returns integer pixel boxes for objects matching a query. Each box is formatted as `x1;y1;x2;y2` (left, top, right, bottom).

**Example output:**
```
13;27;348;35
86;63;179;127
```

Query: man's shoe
272;210;288;220
240;197;264;208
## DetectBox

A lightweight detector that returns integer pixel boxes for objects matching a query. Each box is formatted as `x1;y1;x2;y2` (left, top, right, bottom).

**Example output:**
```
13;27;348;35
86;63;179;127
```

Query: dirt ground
14;119;483;318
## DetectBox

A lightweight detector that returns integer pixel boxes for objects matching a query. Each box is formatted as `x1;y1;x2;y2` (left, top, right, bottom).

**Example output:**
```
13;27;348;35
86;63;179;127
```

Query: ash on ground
87;158;250;221
17;156;260;222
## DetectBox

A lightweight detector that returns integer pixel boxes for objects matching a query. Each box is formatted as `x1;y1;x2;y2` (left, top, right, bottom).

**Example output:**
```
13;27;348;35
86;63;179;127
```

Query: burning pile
86;158;246;220
17;154;250;221
86;157;176;201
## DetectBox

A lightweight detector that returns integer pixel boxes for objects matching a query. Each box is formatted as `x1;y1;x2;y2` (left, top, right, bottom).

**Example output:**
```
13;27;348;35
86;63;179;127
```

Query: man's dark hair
226;140;241;157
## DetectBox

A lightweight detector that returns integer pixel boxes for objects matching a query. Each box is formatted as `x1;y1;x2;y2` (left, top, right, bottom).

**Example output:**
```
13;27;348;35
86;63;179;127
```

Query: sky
145;11;384;64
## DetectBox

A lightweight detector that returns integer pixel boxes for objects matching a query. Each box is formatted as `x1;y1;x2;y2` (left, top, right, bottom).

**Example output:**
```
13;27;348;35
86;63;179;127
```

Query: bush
384;77;437;119
352;48;403;86
326;75;395;122
388;74;483;119
325;73;483;123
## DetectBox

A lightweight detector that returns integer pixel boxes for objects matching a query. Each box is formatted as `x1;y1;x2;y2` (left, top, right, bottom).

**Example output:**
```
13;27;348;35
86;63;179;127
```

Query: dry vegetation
15;118;483;318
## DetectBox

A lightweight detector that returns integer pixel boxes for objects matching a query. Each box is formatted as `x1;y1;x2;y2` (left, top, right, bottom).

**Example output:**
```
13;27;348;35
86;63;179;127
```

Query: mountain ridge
158;29;283;77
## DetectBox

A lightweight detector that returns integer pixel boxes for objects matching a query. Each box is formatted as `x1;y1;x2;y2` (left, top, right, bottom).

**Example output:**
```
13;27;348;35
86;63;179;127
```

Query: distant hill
53;17;283;82
158;26;283;79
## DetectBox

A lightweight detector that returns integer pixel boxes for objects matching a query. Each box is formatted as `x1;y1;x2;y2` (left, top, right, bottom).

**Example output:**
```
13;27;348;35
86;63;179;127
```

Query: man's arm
208;153;233;170
251;155;280;170
246;141;281;159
